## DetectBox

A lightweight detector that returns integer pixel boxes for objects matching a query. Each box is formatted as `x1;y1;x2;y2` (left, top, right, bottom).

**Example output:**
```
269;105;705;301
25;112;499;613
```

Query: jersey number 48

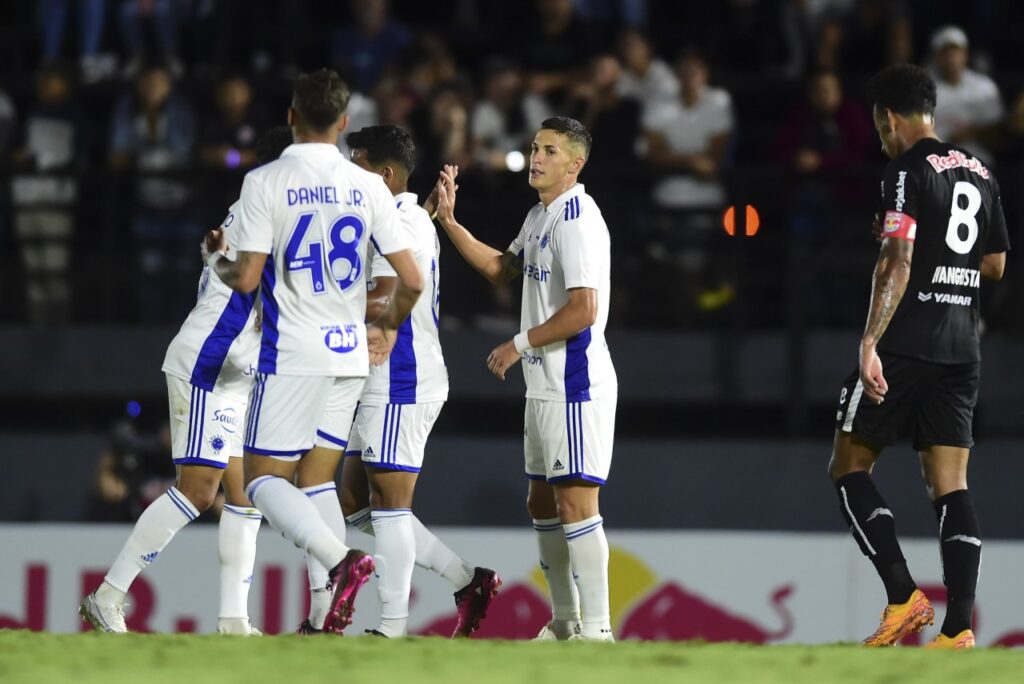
286;212;365;294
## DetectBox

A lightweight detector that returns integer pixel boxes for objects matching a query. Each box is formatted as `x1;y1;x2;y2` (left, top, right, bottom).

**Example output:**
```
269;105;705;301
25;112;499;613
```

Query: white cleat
568;632;615;643
218;617;262;636
79;592;127;633
533;621;581;641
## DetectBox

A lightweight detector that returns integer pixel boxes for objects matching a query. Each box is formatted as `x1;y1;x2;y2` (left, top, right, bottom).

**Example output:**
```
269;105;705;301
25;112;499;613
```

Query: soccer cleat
322;549;375;634
452;567;502;638
217;617;261;636
364;629;388;638
533;620;581;641
861;589;935;647
924;630;976;649
296;619;322;635
568;632;615;643
79;592;127;634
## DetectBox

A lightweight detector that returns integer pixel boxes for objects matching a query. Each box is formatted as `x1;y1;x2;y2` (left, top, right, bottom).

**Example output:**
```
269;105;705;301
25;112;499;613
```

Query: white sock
347;506;473;590
218;504;262;619
411;515;474;590
564;515;611;638
301;482;347;592
345;506;374;534
371;509;415;637
534;517;580;623
247;476;347;572
104;487;198;594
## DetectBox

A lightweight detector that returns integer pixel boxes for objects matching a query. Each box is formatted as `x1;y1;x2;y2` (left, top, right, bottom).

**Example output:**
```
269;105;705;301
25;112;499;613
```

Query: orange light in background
722;204;761;237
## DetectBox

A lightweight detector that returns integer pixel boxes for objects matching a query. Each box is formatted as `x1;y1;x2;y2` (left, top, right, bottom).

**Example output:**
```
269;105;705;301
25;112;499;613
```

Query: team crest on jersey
211;408;239;434
222;213;235;227
323;324;359;354
209;435;226;453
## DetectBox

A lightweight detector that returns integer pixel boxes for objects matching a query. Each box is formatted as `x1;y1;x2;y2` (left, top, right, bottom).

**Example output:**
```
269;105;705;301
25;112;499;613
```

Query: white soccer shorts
523;394;617;484
244;373;364;459
343;402;444;473
167;374;247;468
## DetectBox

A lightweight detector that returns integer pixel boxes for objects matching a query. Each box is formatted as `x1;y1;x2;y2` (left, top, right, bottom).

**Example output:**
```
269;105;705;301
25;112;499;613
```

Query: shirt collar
280;142;342;159
395;191;418;208
543;183;585;214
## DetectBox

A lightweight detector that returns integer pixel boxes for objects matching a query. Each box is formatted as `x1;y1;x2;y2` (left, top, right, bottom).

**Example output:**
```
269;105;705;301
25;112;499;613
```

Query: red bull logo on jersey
323;324;359;353
926;150;990;179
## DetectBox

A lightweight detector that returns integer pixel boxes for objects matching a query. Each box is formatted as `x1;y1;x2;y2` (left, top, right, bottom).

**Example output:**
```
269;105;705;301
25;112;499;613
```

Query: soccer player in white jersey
292;124;501;638
209;69;424;634
79;127;294;636
435;117;617;642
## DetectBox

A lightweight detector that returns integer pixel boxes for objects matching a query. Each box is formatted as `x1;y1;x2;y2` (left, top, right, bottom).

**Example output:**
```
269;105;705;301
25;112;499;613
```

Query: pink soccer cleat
322;550;375;634
452;567;502;638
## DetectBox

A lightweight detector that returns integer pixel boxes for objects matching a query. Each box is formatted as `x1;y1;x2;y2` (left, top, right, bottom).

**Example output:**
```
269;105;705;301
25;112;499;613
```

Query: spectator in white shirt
615;29;678;115
471;58;552;171
929;25;1002;162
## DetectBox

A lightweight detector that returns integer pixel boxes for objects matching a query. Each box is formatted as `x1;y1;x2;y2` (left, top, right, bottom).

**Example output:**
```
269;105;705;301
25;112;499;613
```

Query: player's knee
176;480;219;512
340;486;368;517
526;490;557;520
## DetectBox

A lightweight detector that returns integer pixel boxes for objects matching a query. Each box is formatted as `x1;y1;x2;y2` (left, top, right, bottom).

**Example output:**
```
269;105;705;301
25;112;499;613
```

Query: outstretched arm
434;166;523;286
860;236;914;404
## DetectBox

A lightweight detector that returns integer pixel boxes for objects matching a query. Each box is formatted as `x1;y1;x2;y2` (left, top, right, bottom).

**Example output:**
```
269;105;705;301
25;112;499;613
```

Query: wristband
513;331;531;354
207;250;226;270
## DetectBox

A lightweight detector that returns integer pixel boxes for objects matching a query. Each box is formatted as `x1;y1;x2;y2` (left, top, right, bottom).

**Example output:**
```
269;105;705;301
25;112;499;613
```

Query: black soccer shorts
834;351;979;451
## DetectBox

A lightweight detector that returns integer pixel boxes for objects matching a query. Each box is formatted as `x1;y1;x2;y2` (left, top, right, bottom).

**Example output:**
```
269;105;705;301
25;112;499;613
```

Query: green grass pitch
1;631;1021;684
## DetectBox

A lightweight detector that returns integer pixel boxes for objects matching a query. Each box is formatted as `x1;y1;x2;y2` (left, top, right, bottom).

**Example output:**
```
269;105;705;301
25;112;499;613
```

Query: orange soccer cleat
861;589;935;647
924;629;976;650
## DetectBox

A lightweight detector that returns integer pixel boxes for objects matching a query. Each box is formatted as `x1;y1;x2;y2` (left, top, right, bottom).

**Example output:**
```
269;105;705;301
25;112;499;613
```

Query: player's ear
286;107;295;127
337;114;350;135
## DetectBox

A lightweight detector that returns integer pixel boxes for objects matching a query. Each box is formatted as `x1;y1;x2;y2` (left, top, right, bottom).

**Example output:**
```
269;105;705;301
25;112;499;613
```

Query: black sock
934;489;981;637
835;472;916;604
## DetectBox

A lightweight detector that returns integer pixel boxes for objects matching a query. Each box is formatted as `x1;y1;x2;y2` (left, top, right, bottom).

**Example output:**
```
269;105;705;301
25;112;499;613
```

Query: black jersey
875;138;1011;364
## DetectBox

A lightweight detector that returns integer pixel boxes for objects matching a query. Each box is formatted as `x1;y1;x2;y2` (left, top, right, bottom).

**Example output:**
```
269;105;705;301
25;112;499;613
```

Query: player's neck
900;125;939;152
538;179;578;208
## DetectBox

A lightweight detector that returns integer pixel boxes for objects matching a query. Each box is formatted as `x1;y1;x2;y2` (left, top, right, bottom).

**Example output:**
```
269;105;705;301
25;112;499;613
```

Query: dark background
0;0;1020;534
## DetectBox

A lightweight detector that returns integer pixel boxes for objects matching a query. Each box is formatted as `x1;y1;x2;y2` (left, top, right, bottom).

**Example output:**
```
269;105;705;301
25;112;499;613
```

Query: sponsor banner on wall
2;525;1022;645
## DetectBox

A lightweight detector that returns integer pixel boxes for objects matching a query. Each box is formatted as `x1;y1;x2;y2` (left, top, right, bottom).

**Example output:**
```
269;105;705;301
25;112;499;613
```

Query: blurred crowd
0;0;1020;330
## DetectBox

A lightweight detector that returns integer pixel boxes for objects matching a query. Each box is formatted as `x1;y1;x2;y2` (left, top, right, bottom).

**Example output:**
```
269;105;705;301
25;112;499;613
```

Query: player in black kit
828;64;1010;649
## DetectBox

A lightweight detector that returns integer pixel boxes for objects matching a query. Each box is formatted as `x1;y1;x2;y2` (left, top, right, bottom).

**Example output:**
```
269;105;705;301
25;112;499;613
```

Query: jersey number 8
286;212;365;294
946;181;981;255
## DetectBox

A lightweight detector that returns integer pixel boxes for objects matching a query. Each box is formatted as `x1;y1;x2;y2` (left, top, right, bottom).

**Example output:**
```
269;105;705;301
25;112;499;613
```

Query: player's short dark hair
345;124;417;174
256;126;293;165
292;69;350;132
866;64;937;117
539;116;592;160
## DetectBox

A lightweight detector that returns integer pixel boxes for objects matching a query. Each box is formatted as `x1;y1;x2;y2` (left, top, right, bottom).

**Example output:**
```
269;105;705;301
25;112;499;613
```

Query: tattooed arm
859;237;914;404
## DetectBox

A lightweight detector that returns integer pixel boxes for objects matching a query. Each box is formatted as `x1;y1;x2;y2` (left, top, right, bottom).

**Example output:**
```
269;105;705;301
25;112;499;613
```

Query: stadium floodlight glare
505;150;526;172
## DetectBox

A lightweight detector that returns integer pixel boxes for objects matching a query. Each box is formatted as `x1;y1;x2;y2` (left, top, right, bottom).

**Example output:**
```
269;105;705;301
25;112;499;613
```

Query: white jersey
231;143;410;376
508;183;617;402
361;192;448;405
162;201;259;401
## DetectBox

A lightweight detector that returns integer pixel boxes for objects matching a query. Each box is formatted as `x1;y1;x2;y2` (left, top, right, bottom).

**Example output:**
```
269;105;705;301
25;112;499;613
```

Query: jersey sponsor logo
883;210;917;241
523;352;543;366
524;263;551;283
931;266;981;288
926;149;991;179
540;233;551;250
917;291;972;306
209;435;226;454
211;408;239;434
894;170;907;211
323;324;359;354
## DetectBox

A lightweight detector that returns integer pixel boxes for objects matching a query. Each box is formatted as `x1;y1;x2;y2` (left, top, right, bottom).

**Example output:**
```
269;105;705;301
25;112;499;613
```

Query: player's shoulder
557;187;604;226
